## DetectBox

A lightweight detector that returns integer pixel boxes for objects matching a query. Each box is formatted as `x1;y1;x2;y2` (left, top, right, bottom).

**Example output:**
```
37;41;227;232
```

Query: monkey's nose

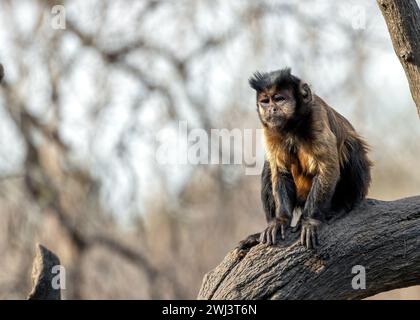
271;107;278;114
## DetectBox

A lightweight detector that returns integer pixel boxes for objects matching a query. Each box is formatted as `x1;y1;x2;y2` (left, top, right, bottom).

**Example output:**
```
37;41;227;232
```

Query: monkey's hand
300;218;321;249
260;216;289;245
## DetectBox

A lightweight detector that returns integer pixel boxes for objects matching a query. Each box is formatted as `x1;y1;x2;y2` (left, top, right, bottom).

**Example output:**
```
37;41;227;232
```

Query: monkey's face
257;86;296;129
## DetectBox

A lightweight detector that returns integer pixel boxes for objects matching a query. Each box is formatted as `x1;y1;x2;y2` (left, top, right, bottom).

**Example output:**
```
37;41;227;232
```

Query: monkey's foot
260;217;288;245
236;233;260;251
300;218;321;249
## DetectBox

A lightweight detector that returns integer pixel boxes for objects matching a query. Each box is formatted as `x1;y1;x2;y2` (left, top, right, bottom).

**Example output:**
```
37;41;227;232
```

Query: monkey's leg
301;167;339;249
260;171;296;245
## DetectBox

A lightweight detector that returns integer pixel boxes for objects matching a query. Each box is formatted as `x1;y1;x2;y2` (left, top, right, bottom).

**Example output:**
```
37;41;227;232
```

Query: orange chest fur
288;150;315;201
265;137;317;201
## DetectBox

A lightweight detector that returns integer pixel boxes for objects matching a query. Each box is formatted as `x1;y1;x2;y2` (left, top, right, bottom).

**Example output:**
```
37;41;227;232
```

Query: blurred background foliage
0;0;419;299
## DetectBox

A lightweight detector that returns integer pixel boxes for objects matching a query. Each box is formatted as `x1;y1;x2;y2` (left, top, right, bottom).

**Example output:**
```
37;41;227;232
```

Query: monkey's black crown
249;67;300;92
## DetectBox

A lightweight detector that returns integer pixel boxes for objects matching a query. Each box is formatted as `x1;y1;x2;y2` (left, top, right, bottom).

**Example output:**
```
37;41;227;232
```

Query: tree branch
27;244;61;300
377;0;420;116
198;197;420;300
0;63;4;82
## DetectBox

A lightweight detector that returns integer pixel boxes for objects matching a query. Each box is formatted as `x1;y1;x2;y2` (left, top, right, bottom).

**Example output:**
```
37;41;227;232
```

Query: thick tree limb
198;197;420;299
377;0;420;116
27;244;61;300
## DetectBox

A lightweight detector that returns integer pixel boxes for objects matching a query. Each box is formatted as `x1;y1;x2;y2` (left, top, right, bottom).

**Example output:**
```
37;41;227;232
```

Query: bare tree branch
198;197;420;300
27;244;61;300
377;0;420;116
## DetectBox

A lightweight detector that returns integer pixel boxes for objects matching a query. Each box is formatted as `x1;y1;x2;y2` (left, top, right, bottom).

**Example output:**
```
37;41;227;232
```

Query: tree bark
198;197;420;299
27;244;62;300
377;0;420;116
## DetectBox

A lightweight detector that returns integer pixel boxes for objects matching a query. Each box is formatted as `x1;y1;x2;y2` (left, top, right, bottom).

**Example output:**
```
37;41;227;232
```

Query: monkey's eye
260;98;269;104
273;95;286;102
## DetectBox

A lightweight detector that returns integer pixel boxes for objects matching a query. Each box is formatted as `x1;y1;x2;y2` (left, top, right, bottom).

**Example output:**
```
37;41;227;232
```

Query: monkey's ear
299;82;312;104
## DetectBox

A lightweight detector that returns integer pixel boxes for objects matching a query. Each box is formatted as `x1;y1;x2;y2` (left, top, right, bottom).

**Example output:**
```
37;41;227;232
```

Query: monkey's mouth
266;116;286;127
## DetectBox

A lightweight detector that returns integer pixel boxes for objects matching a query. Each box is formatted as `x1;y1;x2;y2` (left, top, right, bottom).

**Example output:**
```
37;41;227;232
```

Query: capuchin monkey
239;68;372;250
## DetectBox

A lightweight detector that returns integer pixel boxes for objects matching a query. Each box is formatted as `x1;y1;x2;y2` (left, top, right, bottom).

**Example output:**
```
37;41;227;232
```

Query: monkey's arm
260;161;296;245
237;160;297;249
301;143;340;249
261;160;276;223
274;171;296;220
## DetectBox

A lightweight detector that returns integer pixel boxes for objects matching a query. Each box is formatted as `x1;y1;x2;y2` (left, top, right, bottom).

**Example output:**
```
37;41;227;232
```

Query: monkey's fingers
300;218;321;249
259;229;268;244
305;227;312;249
300;226;318;249
265;228;272;245
300;225;311;249
311;228;318;247
300;226;306;247
262;227;272;244
270;224;279;244
266;228;272;245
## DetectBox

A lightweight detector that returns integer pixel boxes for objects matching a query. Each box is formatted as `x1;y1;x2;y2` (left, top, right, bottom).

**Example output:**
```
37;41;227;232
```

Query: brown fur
263;95;371;207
